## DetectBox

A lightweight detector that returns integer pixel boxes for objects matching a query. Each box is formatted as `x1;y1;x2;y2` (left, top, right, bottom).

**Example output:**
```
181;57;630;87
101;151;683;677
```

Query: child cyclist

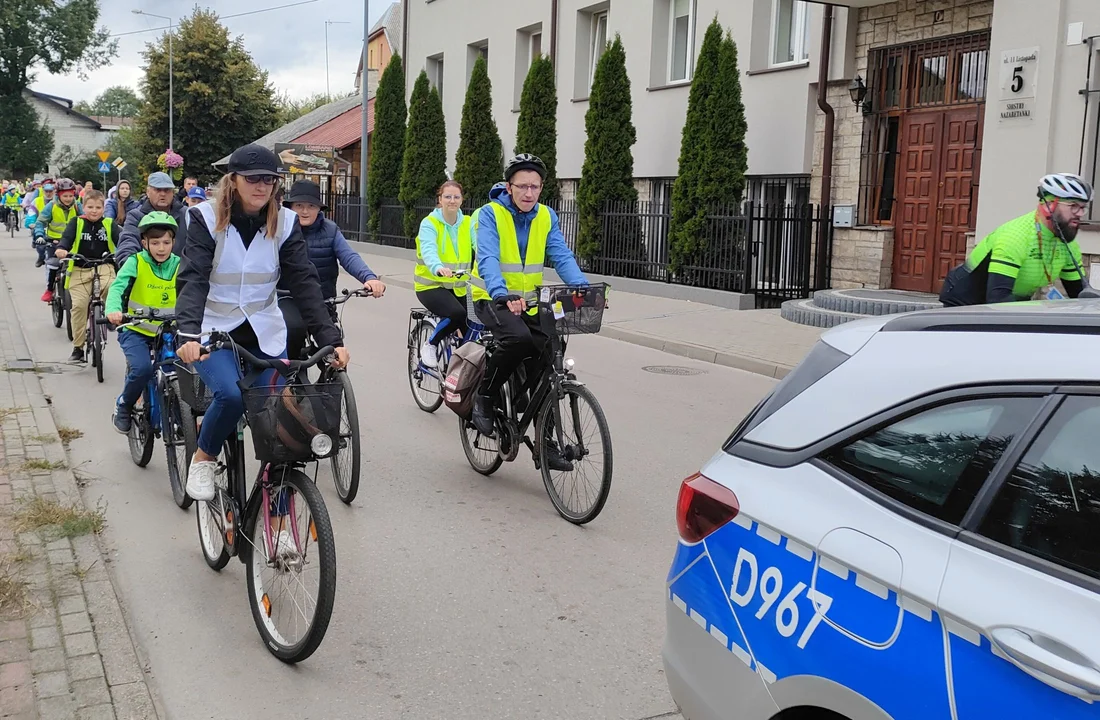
54;190;117;363
105;212;180;434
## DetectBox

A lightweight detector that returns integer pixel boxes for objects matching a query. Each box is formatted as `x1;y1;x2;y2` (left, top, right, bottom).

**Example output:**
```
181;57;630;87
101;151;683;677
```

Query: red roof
292;98;373;149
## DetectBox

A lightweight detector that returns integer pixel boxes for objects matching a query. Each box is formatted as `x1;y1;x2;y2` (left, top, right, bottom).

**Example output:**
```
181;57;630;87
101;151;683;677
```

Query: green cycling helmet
138;211;178;232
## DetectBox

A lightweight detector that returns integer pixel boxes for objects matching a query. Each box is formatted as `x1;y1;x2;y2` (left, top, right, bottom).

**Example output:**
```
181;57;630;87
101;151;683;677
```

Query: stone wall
810;0;995;288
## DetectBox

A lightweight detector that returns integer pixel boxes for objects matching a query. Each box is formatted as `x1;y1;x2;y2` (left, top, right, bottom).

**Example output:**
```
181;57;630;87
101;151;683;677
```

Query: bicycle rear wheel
536;382;613;524
64;288;72;341
329;370;360;504
127;392;155;467
92;306;105;383
459;416;503;476
245;466;336;664
163;379;196;510
50;279;63;328
408;320;443;413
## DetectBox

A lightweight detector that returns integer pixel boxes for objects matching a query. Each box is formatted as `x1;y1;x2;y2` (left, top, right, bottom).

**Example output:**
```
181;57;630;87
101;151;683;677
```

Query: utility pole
132;10;174;149
359;0;370;241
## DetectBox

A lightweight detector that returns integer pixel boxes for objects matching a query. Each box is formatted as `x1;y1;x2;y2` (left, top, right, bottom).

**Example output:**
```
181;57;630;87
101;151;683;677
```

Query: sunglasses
241;174;279;186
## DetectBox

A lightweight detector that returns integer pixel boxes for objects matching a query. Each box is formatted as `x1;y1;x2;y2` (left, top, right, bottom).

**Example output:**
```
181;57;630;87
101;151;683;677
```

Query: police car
665;301;1100;720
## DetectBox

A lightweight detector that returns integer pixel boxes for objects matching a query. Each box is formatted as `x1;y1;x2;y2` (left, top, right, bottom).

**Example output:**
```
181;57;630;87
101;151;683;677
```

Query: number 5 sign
1000;46;1039;101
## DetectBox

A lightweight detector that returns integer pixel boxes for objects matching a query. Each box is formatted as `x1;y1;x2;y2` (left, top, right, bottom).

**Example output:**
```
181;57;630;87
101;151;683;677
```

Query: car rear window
724;340;851;450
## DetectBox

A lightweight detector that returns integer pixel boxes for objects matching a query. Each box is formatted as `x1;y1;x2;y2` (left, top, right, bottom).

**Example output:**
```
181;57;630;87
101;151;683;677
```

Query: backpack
443;342;488;418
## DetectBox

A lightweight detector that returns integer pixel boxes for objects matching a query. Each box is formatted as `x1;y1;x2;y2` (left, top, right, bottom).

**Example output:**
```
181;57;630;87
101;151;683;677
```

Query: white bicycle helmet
1038;173;1094;202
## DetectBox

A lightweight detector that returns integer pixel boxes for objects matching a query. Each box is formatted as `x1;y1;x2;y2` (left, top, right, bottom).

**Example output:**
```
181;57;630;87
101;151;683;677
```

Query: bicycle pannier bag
443;342;487;418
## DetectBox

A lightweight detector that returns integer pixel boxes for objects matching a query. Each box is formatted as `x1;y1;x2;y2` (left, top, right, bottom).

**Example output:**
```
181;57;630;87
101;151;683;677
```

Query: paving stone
63;632;96;658
71;677;110;708
0;619;27;641
34;669;69;698
30;624;60;650
44;538;71;552
77;704;116;720
0;638;30;663
37;692;77;720
66;653;104;682
108;682;155;720
0;681;34;715
56;594;86;616
30;647;66;673
47;548;74;566
0;658;31;688
60;612;92;636
28;606;58;629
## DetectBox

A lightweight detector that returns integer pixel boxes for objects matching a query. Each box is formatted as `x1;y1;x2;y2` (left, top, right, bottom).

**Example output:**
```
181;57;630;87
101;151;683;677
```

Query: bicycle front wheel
329;371;361;504
536;382;613;524
127;393;155;467
163;379;196;510
92;306;105;383
408;320;443;413
50;287;63;328
245;466;336;664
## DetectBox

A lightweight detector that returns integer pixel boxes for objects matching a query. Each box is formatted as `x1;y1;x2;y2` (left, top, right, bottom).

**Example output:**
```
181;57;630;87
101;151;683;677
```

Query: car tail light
677;472;740;543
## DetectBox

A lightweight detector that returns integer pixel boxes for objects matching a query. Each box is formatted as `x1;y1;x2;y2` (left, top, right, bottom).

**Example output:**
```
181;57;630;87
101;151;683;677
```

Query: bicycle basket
175;363;213;414
241;381;344;463
537;283;609;336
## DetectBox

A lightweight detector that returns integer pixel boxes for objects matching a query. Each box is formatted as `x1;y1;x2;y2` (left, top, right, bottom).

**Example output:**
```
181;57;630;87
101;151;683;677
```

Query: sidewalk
0;257;159;719
355;246;824;378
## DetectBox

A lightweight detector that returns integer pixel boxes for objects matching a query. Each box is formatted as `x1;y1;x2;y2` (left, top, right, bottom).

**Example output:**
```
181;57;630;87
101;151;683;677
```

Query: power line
0;0;322;55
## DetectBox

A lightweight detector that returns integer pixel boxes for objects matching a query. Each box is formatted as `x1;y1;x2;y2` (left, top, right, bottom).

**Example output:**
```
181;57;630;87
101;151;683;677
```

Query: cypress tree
454;54;503;206
576;35;642;267
399;71;447;240
515;54;560;206
368;54;406;234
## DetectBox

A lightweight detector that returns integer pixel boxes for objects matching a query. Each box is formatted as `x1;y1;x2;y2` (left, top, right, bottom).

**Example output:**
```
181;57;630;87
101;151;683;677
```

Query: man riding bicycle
34;179;82;300
1;184;20;226
941;173;1095;305
468;154;588;460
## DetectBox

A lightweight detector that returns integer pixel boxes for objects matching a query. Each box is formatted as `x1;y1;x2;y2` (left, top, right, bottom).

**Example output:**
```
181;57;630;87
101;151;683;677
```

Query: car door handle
990;627;1100;699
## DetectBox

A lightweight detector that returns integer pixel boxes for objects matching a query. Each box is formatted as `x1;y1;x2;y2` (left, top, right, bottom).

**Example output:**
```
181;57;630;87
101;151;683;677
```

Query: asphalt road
0;228;776;720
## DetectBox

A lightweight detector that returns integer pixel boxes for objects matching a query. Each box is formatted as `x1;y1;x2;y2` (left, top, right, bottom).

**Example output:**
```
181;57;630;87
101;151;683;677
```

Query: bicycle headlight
564;357;576;372
311;433;334;457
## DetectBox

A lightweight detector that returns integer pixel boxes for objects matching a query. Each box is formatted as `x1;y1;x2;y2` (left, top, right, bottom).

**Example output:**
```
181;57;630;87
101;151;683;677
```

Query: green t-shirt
966;211;1083;299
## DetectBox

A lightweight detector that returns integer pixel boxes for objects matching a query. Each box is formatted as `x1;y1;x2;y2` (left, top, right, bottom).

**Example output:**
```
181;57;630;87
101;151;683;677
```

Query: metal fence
328;194;833;308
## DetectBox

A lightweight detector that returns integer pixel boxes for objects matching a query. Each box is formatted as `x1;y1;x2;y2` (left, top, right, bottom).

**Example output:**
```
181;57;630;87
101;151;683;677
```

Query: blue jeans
193;345;285;457
117;330;155;408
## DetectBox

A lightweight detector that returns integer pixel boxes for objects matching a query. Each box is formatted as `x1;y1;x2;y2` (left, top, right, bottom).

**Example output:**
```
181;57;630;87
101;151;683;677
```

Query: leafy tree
367;54;406;234
103;127;143;184
453;54;502;206
74;86;143;117
0;0;115;176
576;35;642;267
399;71;447;240
135;8;279;184
273;90;349;126
0;95;52;177
515;54;559;206
669;22;748;275
55;144;101;184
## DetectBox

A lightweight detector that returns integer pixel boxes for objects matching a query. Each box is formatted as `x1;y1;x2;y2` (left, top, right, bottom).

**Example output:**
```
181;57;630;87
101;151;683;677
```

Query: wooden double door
891;105;983;293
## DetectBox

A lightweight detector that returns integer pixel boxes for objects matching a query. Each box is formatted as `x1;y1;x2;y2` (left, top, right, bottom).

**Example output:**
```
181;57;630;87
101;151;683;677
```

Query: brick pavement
0;257;158;719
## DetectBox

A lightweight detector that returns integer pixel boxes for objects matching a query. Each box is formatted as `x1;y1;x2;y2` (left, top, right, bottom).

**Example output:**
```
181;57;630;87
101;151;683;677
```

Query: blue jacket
33;199;82;239
104;197;141;220
279;212;377;298
475;183;585;300
417;208;466;275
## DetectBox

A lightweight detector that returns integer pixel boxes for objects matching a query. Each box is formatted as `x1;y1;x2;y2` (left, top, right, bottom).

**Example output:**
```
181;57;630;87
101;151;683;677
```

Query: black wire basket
241;381;344;464
537;283;609;336
175;363;213;414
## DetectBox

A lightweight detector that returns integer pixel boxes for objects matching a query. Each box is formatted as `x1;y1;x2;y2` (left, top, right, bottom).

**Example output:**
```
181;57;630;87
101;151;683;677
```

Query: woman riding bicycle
415;180;473;369
175;144;349;502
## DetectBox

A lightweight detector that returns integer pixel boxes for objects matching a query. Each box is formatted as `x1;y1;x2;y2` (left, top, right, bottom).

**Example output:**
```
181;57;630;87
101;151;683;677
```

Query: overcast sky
30;0;390;103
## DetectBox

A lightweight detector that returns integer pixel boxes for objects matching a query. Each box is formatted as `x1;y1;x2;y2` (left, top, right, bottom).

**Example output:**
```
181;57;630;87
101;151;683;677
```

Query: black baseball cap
227;144;280;177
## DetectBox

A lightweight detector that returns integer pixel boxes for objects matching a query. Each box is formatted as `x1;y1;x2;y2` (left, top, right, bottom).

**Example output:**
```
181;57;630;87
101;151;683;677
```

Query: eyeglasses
1061;201;1090;215
441;194;462;201
510;183;543;194
241;175;279;186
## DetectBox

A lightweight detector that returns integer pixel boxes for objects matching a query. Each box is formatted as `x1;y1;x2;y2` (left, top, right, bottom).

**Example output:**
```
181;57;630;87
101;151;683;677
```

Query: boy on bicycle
55;190;117;364
105;212;180;433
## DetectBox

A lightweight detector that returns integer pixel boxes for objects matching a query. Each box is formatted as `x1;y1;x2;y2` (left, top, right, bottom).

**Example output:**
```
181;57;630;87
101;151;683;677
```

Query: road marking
855;573;889;600
784;538;813;561
818;556;850;580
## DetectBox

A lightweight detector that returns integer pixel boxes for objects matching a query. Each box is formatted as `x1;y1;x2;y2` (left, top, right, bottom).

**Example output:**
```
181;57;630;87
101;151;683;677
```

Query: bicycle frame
138;324;183;435
407;309;485;382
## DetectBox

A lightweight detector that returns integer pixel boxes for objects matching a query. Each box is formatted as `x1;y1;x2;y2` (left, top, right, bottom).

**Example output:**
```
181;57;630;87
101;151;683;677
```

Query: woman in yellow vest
104;212;180;434
414;180;473;368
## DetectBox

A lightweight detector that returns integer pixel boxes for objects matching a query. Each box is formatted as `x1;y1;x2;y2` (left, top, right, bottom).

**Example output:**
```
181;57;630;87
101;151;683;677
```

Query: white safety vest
195;202;292;356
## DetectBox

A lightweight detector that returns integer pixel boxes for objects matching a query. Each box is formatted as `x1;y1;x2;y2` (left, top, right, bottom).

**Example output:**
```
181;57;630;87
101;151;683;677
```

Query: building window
574;3;610;100
772;0;810;66
427;54;444;103
515;24;544;110
668;0;695;83
590;11;609;86
531;32;543;60
466;40;488;88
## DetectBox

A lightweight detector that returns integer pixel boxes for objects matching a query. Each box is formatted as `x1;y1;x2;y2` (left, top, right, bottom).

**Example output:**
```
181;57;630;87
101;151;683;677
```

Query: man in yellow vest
469;154;588;450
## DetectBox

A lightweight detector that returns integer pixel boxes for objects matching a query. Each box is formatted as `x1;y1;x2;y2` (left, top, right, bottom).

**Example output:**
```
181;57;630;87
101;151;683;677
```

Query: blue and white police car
664;302;1100;720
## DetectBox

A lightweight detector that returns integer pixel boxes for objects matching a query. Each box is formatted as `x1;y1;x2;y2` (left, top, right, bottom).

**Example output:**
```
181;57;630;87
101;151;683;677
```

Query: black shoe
112;403;132;434
543;441;575;472
67;348;85;364
471;395;495;437
34;258;44;268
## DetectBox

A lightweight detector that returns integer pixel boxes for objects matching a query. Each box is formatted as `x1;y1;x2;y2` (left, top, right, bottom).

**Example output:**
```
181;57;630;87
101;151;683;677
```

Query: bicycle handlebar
106;308;178;328
68;253;115;266
197;331;336;372
326;287;374;306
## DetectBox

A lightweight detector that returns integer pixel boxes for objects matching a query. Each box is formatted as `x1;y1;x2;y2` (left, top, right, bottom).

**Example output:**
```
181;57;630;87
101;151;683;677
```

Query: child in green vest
55;189;116;363
106;211;180;434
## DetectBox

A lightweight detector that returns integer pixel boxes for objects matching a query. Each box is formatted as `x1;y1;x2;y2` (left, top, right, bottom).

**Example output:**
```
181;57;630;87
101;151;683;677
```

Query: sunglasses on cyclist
240;174;279;186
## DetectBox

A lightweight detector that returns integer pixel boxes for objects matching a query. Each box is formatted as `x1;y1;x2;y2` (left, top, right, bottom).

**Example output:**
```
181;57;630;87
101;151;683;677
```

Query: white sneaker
186;460;217;501
420;341;438;369
273;529;299;559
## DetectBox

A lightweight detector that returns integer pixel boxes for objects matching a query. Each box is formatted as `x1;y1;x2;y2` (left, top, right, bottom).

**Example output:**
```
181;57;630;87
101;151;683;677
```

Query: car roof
744;300;1100;450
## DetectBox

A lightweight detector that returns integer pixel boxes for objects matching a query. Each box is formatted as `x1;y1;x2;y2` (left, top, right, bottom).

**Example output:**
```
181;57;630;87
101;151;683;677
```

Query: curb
0;251;164;720
374;272;793;379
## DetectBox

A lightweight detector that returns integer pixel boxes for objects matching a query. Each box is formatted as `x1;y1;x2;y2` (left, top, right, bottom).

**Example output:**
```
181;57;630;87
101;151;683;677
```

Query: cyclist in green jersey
941;173;1096;306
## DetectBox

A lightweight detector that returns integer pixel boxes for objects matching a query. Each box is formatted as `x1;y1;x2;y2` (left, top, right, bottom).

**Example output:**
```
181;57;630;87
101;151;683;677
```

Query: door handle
990;627;1100;699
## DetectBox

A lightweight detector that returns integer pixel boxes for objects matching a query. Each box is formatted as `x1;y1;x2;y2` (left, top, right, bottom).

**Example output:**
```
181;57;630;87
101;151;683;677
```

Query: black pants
416;288;467;344
474;300;549;397
280;296;338;361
